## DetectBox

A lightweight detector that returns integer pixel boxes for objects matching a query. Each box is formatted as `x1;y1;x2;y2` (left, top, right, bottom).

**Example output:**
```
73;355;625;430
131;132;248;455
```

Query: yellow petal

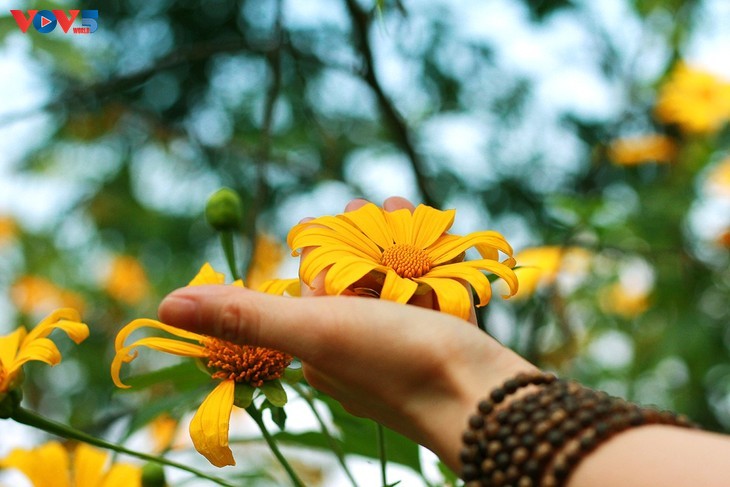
257;278;300;296
115;318;204;352
188;263;226;286
428;231;513;266
112;337;206;388
459;260;519;298
414;276;472;321
299;246;374;285
288;217;382;259
189;380;236;467
0;328;24;374
323;257;380;296
22;308;87;347
425;263;493;307
340;203;394;249
232;279;245;287
411;205;455;249
380;270;418;303
100;463;142;487
9;337;62;373
74;443;107;487
383;208;413;244
0;441;71;487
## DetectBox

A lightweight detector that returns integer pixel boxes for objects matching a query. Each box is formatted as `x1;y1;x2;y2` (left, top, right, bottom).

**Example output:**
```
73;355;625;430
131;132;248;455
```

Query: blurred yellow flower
599;282;650;318
608;134;677;166
655;63;730;134
705;157;730;198
0;216;18;245
246;234;285;290
10;276;85;317
0;441;140;487
104;255;151;305
0;308;88;394
150;412;179;453
512;246;591;300
111;263;293;468
287;203;518;320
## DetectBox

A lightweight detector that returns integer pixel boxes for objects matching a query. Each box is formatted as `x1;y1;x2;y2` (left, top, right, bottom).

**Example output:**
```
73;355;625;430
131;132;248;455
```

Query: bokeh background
2;0;730;485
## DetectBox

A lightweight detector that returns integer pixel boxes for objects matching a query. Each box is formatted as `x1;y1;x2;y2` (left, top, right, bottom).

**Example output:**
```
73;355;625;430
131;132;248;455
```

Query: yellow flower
608;134;677;166
0;216;18;245
104;255;151;306
149;413;179;454
0;308;89;394
0;441;141;487
599;282;650;318
287;203;518;320
705;157;730;198
10;276;86;317
246;234;286;290
655;63;730;134
511;246;591;300
111;263;293;468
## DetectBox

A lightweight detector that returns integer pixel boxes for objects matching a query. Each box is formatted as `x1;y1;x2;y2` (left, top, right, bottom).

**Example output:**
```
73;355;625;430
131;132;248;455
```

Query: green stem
376;422;388;486
245;403;305;487
11;407;235;487
292;384;359;487
220;231;240;280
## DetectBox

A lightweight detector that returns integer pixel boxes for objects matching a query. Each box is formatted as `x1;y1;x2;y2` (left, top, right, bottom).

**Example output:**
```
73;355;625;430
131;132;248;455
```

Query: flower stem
292;383;359;487
245;403;305;487
376;422;388;486
220;231;240;280
11;407;236;487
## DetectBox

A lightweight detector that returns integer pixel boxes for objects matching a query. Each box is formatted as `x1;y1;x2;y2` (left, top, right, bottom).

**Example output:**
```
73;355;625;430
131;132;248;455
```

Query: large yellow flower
0;441;140;487
0;308;88;395
111;263;293;468
287;203;518;320
655;63;730;134
104;255;151;306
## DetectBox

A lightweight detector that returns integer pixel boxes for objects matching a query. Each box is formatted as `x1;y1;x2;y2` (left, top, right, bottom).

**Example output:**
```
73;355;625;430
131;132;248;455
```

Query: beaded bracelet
460;372;697;487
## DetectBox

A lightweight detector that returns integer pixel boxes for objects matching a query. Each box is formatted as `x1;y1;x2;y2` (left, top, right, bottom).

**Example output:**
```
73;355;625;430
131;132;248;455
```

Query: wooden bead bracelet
460;372;697;487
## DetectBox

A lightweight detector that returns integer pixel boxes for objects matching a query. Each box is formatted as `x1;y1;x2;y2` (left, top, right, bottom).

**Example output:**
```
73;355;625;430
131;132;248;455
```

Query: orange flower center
203;338;292;387
380;244;432;278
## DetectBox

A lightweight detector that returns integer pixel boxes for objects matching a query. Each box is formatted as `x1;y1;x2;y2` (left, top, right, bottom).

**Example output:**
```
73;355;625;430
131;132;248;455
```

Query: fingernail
159;295;200;328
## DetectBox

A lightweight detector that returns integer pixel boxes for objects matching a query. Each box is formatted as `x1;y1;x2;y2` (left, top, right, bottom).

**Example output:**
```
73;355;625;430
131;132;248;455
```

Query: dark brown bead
498;425;512;440
524;458;540;476
495;451;510;468
460;446;479;463
486;421;500;437
521;433;536;448
491;469;506;486
515;421;531;435
470;414;486;429
509;411;527;424
512;447;529;464
504;378;520;393
576;409;595;426
496;410;510;423
563;439;581;458
547;430;564;447
541;473;558;487
505;464;520;481
487;440;502;456
491;388;507;403
535;421;551;437
481;458;497;474
479;400;495;415
552;453;570;479
549;409;567;424
515;373;531;387
579;429;597;451
518;476;534;487
534;442;552;460
561;419;580;436
505;435;520;450
464;482;482;487
463;430;479;445
461;464;479;481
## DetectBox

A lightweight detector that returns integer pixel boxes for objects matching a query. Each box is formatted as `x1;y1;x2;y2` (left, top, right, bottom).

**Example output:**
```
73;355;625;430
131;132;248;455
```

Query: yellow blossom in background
0;441;141;487
111;263;293;467
0;216;18;245
150;413;180;453
104;255;151;305
655;63;730;134
10;276;85;317
598;282;651;318
705;157;730;198
0;308;88;394
511;246;591;300
287;203;518;320
608;134;677;166
246;234;285;290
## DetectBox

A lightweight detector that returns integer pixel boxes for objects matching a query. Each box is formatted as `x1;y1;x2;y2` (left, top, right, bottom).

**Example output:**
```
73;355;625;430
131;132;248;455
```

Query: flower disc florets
204;338;292;387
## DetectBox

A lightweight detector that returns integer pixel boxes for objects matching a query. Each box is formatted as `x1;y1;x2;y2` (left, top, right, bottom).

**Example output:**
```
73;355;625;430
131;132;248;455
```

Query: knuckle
217;299;262;345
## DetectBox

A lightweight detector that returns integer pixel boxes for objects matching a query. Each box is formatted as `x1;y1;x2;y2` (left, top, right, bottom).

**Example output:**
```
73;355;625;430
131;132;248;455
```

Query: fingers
157;284;456;364
383;196;416;212
344;198;370;212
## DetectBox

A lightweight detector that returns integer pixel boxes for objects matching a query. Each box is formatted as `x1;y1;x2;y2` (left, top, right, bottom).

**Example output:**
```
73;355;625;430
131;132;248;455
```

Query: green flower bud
205;188;243;231
141;462;167;487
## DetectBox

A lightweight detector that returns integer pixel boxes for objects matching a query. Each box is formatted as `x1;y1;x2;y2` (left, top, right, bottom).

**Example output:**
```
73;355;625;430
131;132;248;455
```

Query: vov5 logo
10;9;98;34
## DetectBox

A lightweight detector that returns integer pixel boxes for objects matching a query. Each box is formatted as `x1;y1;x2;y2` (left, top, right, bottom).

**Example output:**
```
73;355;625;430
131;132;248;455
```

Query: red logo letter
10;10;38;33
52;10;79;33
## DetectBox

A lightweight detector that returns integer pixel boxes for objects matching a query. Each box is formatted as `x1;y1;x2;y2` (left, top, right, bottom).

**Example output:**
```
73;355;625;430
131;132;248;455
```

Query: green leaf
233;383;256;409
260;380;287;407
123;362;209;391
282;367;304;384
265;403;288;430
